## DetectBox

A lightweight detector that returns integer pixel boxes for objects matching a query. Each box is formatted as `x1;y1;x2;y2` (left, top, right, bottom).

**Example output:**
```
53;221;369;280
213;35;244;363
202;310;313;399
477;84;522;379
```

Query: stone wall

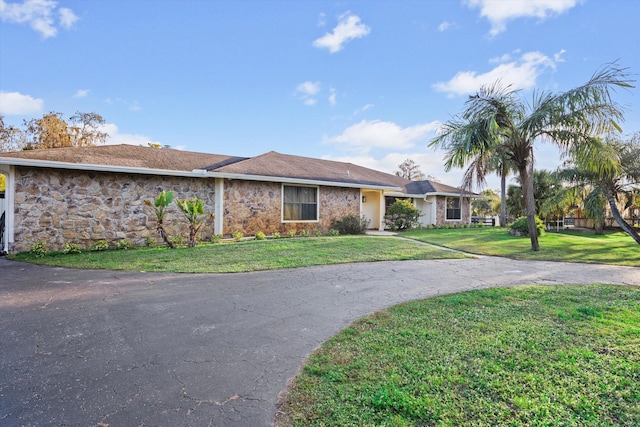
12;167;216;252
10;168;363;253
435;195;471;226
223;180;360;235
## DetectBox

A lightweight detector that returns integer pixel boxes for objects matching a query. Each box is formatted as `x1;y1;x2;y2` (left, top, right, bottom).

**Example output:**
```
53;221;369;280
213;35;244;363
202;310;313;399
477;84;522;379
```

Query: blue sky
1;0;638;190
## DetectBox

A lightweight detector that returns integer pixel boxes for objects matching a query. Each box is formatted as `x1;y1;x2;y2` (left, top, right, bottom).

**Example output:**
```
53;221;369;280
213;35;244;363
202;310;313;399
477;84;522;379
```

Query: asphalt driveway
1;256;638;427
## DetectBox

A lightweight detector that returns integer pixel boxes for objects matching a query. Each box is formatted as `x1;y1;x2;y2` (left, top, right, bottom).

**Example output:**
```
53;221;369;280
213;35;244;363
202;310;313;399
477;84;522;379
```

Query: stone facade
434;195;471;226
12;167;216;253
9;167;363;253
223;180;360;235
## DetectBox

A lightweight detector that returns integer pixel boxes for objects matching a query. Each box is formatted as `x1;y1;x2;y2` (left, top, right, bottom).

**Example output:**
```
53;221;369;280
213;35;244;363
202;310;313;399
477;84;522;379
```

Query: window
283;185;318;221
446;197;461;220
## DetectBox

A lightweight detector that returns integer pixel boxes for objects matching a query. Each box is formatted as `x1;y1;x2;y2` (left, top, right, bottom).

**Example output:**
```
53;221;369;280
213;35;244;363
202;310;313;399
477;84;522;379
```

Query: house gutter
0;157;401;192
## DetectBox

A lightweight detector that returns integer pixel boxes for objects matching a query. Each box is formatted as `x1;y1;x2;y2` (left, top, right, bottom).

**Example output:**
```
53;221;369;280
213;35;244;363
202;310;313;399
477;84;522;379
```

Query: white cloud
354;103;374;115
328;87;337;106
433;50;560;96
104;97;141;111
73;89;89;98
99;123;163;147
312;12;370;53
317;12;326;27
465;0;582;36
438;21;455;32
325;119;441;154
295;81;321;106
58;6;77;28
0;90;43;114
0;0;79;38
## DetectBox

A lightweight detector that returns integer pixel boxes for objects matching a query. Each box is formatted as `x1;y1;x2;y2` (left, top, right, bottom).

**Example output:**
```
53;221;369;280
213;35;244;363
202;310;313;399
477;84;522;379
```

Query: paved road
1;256;638;427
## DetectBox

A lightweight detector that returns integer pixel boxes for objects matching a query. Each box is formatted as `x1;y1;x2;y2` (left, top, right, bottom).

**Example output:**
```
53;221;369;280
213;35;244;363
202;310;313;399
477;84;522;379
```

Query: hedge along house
0;144;474;253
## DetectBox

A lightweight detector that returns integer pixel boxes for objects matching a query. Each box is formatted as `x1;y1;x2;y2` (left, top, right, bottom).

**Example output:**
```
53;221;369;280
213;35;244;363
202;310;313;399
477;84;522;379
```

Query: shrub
115;239;132;250
287;229;297;238
328;228;340;236
313;229;322;237
169;236;183;247
298;229;309;238
272;231;281;239
211;234;223;243
384;199;421;231
510;216;545;237
144;236;156;248
29;241;47;258
232;231;244;242
91;240;109;251
255;231;266;240
332;214;370;235
62;243;81;254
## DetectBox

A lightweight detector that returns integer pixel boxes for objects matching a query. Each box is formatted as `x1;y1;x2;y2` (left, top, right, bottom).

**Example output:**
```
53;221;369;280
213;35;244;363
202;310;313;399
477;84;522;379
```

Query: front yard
403;228;640;267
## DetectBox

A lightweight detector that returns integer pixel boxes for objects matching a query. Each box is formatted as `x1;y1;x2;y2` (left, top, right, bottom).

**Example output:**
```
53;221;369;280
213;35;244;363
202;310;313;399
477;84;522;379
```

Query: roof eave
0;157;402;191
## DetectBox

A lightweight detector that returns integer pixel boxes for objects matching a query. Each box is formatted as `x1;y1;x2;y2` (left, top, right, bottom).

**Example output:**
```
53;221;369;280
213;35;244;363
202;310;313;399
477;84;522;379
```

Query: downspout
214;178;224;235
2;166;15;252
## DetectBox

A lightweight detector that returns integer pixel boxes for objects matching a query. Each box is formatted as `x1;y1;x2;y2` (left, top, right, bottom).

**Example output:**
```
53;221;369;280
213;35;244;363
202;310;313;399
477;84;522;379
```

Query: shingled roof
0;144;246;172
210;151;411;188
1;144;468;195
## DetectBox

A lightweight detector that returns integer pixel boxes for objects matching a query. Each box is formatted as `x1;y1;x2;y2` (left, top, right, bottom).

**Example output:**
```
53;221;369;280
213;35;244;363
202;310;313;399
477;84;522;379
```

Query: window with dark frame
446;197;461;220
283;185;318;221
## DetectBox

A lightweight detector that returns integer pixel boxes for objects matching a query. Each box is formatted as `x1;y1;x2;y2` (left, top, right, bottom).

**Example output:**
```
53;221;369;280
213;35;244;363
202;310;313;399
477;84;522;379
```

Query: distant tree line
0;112;108;152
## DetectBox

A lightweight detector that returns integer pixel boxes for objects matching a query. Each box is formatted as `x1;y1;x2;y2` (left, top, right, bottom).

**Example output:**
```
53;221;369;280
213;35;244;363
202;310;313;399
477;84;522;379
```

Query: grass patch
402;228;640;267
277;284;640;426
9;236;469;273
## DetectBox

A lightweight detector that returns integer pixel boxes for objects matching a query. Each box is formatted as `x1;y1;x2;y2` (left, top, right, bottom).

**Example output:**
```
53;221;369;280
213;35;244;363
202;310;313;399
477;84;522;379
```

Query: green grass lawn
276;284;640;427
9;235;469;273
402;228;640;267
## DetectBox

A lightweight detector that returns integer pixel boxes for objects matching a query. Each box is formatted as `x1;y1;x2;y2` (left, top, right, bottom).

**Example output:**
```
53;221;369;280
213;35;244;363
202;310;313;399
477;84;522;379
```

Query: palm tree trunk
500;170;507;227
606;188;640;245
157;221;176;249
520;164;540;251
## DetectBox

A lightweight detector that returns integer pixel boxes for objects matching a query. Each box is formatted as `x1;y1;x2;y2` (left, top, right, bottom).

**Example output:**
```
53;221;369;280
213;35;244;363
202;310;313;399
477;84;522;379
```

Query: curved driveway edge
1;256;638;426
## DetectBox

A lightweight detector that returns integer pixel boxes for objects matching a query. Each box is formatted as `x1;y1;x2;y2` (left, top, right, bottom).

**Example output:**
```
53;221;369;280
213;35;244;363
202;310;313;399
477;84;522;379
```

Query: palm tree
431;64;633;250
561;135;640;244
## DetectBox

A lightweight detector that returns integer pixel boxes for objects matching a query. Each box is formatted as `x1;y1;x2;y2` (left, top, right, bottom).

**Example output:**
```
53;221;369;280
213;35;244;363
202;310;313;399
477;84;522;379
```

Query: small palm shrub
299;229;309;237
211;234;223;243
313;229;322;237
63;243;81;254
328;228;340;236
510;216;545;237
287;229;297;238
115;239;132;250
332;214;370;235
272;231;281;239
232;231;244;242
91;240;109;251
29;241;47;258
255;231;266;240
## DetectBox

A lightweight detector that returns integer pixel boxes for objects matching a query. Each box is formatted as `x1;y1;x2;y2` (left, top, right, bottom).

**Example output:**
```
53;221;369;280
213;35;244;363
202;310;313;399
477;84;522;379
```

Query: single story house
0;144;474;253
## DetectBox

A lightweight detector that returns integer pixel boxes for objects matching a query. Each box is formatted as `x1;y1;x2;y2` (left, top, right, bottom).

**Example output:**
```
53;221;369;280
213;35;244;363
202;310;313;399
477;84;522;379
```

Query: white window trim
281;184;320;223
445;196;462;221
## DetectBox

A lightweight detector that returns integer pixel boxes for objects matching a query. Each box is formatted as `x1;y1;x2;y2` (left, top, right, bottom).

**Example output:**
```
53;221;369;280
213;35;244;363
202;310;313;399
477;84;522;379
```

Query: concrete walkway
0;256;638;427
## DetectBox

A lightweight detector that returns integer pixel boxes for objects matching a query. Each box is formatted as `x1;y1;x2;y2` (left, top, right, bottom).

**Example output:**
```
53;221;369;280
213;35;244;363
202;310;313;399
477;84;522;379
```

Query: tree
0;116;26;152
395;159;426;181
559;135;640;244
430;63;633;250
175;196;212;248
69;111;107;147
472;189;499;217
21;111;108;150
24;112;72;149
144;191;176;249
